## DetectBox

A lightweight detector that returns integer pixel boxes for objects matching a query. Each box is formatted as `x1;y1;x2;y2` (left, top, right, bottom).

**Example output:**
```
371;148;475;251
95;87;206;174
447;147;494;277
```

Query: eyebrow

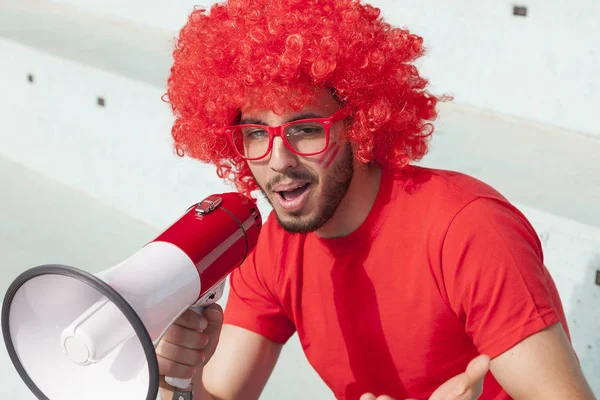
239;113;323;125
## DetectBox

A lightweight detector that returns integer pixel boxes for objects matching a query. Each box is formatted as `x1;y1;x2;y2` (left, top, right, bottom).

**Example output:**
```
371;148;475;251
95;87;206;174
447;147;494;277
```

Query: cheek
248;162;267;187
314;142;341;170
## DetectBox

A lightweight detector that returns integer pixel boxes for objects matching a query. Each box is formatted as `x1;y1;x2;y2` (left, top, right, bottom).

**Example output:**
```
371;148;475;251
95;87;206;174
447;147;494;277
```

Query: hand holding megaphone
2;192;262;400
160;281;227;390
157;302;225;391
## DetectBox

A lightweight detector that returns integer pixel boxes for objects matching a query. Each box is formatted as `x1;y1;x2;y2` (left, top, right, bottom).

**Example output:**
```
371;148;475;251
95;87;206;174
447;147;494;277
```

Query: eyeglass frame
224;108;351;161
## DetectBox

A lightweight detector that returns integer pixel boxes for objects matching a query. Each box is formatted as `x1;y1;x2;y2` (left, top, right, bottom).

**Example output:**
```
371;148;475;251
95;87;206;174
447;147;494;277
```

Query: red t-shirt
223;165;569;400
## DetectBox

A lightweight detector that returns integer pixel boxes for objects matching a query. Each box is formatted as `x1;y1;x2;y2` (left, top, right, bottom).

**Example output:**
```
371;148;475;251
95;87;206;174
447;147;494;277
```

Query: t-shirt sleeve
441;197;563;358
223;247;296;344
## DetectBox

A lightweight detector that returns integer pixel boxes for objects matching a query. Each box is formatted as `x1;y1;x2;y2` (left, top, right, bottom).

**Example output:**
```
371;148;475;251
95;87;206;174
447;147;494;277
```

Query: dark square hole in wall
97;97;105;107
513;5;527;17
27;73;34;83
596;270;600;286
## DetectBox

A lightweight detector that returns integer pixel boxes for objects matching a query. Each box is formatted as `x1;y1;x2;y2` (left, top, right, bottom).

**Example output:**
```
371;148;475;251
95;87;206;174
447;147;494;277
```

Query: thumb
203;303;224;327
201;303;224;362
464;354;491;385
429;354;490;400
456;354;490;400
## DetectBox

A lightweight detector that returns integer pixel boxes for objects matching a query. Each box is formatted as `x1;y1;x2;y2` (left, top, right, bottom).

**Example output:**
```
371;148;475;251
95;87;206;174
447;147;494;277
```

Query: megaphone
1;192;262;400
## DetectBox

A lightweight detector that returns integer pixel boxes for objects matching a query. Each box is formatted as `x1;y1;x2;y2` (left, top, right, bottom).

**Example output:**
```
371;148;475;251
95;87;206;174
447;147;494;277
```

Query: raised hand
423;355;490;400
360;354;491;400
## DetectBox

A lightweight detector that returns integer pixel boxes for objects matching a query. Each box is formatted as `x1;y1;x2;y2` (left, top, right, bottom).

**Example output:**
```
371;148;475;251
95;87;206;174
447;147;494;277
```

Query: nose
269;137;298;172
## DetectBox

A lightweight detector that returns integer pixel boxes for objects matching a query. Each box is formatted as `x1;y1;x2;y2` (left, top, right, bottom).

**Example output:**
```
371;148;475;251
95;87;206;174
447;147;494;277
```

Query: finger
360;394;377;400
156;340;205;367
176;309;208;331
161;324;209;350
376;396;396;400
157;354;196;379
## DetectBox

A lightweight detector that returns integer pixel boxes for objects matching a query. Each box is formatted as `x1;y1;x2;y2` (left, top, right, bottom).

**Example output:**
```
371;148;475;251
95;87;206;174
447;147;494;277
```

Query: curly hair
165;0;445;196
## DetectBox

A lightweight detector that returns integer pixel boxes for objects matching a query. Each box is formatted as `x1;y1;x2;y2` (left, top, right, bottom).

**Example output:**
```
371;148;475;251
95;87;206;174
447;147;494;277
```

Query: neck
315;162;382;239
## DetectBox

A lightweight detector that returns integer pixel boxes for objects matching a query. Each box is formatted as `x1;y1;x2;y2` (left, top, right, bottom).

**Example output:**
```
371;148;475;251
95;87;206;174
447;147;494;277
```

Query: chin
276;217;322;234
273;203;329;234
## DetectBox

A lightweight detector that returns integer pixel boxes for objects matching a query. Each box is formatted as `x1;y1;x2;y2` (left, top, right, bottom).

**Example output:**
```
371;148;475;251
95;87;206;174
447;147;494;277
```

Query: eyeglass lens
231;120;327;159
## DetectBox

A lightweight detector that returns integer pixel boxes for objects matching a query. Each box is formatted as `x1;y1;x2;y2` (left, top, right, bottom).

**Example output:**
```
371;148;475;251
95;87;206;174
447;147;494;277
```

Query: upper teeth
282;184;305;192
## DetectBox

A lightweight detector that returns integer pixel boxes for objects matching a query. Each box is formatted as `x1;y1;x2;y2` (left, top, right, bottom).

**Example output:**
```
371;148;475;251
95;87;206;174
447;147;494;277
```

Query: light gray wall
0;0;599;398
45;0;600;138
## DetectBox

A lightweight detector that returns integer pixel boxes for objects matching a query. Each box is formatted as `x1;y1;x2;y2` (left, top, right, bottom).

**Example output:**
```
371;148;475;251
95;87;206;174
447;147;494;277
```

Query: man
156;0;596;399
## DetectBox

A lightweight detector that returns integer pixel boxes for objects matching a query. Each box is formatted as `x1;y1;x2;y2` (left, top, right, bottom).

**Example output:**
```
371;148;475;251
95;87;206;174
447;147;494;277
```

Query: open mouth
277;183;311;201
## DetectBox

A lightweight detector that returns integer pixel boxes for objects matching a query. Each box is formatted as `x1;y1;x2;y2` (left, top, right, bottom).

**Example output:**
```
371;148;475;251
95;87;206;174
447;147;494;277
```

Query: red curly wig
165;0;444;196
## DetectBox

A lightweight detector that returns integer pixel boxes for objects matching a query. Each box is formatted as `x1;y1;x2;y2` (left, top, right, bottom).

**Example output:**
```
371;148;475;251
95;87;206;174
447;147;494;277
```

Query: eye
243;128;268;139
286;123;324;137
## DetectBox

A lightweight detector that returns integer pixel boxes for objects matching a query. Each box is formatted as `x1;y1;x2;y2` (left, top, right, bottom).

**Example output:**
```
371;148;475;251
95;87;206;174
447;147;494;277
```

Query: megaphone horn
2;192;262;400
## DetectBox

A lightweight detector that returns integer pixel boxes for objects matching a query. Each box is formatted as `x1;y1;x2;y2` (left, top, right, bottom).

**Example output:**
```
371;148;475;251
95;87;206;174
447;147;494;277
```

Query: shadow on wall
568;253;600;395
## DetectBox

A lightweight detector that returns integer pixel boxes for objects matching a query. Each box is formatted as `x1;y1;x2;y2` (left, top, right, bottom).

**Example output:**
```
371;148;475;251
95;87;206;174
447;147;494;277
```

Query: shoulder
397;165;508;204
383;165;537;245
392;165;516;218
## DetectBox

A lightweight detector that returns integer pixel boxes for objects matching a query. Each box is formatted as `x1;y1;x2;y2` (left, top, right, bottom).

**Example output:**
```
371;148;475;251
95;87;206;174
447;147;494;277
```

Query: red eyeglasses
224;108;350;161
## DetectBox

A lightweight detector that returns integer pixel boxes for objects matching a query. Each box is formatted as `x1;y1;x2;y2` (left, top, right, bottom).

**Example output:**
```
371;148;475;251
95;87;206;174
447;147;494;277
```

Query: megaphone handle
164;305;204;390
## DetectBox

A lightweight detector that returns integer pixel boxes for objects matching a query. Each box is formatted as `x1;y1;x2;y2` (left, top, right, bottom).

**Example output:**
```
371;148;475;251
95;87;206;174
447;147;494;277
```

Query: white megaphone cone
1;193;262;400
